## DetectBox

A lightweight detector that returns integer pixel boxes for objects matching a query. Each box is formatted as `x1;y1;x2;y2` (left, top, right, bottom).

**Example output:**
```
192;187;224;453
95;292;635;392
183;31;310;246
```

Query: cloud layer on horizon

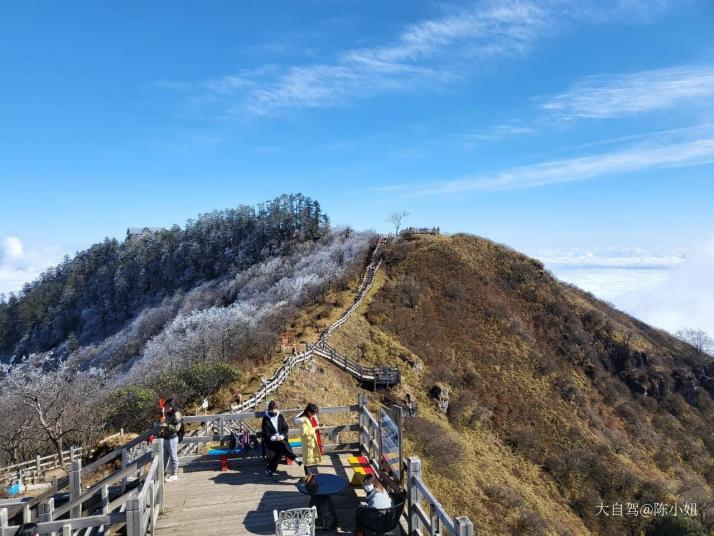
0;236;65;296
543;239;714;338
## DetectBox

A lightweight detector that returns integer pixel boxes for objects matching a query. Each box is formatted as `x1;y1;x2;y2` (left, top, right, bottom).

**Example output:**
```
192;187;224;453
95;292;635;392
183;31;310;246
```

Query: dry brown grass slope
321;234;713;536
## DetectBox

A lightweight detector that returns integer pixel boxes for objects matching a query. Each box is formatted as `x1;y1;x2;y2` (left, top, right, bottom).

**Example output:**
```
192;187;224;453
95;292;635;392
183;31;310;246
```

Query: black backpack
228;432;238;451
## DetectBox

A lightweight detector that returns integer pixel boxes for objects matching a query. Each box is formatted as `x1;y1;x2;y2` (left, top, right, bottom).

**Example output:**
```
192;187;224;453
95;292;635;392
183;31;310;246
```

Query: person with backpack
161;399;183;482
261;400;302;476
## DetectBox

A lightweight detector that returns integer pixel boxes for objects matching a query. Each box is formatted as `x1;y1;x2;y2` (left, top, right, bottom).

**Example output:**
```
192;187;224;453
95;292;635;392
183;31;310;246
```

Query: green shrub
107;385;159;433
107;362;241;432
154;362;241;406
646;516;707;536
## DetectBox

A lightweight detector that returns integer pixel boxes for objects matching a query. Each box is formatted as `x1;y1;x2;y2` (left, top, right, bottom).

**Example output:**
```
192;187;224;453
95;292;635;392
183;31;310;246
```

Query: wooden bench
348;455;374;486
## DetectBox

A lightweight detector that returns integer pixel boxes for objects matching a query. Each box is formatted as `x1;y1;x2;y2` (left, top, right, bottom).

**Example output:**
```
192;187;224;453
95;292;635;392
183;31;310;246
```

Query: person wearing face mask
262;400;301;476
354;475;393;536
294;402;323;475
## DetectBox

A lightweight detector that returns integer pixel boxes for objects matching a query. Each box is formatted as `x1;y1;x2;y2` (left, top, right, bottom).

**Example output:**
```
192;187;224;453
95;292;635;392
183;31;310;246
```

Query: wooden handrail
53;452;152;518
81;426;158;477
0;513;126;536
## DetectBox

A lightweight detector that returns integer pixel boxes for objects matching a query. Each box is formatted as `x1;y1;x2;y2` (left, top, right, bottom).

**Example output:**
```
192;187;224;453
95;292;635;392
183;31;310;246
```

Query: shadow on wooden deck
154;452;360;536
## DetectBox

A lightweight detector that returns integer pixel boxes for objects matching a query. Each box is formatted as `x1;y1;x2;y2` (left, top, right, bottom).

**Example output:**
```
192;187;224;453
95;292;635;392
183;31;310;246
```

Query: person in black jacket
160;399;183;482
262;400;302;476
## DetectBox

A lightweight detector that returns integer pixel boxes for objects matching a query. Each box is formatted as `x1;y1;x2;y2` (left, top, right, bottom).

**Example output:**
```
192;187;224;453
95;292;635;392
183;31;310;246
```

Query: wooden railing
127;440;165;536
317;257;381;343
177;404;362;462
0;447;85;486
2;426;158;525
404;458;472;536
2;399;473;536
0;438;165;536
312;341;400;388
226;239;392;415
355;395;473;536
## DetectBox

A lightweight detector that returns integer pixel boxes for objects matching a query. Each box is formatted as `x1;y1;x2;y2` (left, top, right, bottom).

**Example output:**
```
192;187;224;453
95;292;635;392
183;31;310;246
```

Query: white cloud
2;237;24;260
538;247;685;269
218;1;547;116
193;0;675;117
618;235;714;336
552;267;671;300
541;239;714;338
540;247;684;300
542;63;714;120
461;121;535;147
0;237;65;296
386;132;714;195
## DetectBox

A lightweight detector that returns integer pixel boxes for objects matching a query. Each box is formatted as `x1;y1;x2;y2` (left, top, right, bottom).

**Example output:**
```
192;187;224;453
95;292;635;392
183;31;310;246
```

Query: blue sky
1;1;713;334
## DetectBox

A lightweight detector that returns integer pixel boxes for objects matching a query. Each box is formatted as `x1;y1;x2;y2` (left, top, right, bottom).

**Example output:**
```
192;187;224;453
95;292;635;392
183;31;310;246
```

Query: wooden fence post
36;454;42;477
101;484;109;514
455;517;474;536
429;503;440;536
0;508;8;529
125;493;142;536
62;524;72;536
23;503;31;523
121;448;129;493
358;394;368;454
149;481;156;533
406;457;422;536
39;498;56;536
154;438;165;513
69;459;82;518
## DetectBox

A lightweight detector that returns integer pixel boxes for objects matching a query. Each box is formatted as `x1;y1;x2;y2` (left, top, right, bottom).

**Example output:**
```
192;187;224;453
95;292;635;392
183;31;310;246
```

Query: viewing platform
155;453;359;536
0;397;473;536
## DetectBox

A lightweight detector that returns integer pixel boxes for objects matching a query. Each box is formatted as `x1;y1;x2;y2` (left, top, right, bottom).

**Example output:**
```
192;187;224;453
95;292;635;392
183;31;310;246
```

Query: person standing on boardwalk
294;402;323;475
262;400;302;476
161;399;183;482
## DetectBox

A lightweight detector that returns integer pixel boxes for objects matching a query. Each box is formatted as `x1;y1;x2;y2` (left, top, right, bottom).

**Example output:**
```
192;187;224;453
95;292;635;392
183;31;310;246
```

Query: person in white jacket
355;475;393;536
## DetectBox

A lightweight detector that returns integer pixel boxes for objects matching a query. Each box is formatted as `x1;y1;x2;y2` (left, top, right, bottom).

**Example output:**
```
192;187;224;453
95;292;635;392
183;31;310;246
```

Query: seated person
355;475;393;536
261;400;301;476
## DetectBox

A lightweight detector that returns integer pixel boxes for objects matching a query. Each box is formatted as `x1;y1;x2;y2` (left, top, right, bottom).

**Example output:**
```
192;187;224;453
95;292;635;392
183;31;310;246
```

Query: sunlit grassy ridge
303;234;713;535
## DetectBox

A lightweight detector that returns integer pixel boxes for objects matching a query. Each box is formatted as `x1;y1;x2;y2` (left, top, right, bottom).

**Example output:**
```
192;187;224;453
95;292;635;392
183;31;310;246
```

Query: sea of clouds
538;237;714;337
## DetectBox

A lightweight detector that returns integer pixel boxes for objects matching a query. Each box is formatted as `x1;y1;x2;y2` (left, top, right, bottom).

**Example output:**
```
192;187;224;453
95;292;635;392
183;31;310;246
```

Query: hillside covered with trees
0;194;375;467
0;193;328;362
2;206;712;535
322;234;714;536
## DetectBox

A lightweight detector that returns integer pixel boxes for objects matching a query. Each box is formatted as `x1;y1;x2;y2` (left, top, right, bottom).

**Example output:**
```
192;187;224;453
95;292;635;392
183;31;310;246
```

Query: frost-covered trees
0;361;108;465
676;328;714;357
0;199;375;461
128;229;374;382
0;193;329;360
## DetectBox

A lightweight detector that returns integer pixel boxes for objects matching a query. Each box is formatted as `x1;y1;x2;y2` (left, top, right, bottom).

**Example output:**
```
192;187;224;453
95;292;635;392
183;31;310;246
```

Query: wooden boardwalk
154;453;362;536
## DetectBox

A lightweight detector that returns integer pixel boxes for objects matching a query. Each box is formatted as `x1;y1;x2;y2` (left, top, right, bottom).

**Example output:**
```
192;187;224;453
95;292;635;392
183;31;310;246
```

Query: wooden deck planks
154;453;362;536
